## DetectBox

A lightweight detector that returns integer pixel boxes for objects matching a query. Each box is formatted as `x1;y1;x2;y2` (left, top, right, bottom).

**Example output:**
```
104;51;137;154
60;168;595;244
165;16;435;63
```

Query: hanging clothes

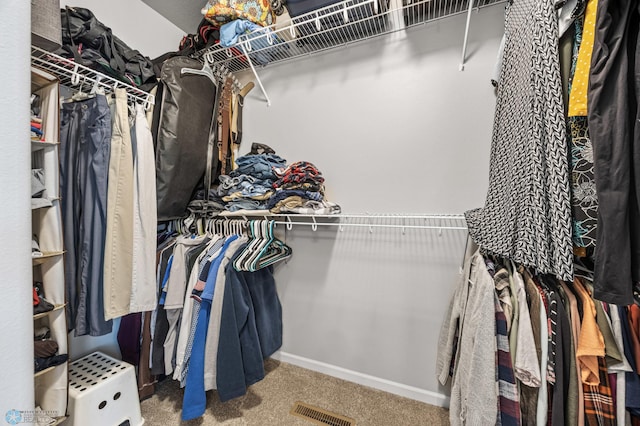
608;305;633;426
104;88;135;321
560;281;585;426
465;0;574;281
519;268;543;426
203;237;251;391
567;5;598;249
151;239;176;375
163;235;210;375
588;0;640;305
130;104;158;313
494;292;521;426
437;241;498;426
173;236;227;383
215;249;283;402
60;94;113;336
182;235;240;421
147;222;286;419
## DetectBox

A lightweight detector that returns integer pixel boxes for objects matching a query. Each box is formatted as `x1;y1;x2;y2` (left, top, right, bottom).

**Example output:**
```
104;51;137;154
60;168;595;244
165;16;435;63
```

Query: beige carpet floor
140;359;450;425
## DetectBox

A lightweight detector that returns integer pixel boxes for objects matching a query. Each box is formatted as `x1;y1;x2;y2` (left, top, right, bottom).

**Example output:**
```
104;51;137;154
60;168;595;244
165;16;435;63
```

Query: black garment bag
152;57;221;221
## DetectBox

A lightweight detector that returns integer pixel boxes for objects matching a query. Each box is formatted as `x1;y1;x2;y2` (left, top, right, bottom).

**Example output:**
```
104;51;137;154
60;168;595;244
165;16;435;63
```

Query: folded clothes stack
217;153;287;213
269;161;341;215
31;119;43;140
34;325;67;373
188;189;226;215
208;143;340;215
31;94;43;141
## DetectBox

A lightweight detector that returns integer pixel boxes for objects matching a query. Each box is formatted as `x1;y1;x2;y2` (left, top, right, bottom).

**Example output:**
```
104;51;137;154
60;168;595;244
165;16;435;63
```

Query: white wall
61;0;185;58
240;5;505;405
0;0;36;420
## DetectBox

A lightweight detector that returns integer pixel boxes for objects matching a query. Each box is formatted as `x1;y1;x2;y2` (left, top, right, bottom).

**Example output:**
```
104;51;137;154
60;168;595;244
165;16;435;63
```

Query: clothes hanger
240;220;264;270
90;75;105;96
196;217;205;236
233;220;263;271
181;55;218;85
70;76;94;102
253;221;292;269
574;257;594;281
245;220;273;271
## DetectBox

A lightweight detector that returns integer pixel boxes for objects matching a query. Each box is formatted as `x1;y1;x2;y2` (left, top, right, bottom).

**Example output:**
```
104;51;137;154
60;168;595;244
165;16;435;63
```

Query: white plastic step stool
67;351;144;426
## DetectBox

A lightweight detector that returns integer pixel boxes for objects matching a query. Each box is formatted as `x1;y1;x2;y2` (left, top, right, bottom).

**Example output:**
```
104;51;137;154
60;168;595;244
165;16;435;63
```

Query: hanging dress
465;0;574;281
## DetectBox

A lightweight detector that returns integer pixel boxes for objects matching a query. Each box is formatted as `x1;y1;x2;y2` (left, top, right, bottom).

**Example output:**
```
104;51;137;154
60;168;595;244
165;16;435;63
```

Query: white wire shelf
193;0;505;73
31;46;155;108
210;212;468;231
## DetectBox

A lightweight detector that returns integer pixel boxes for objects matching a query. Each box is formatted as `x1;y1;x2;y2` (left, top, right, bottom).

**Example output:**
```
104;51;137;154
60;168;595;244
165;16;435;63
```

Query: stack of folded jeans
269;161;341;214
217;154;287;212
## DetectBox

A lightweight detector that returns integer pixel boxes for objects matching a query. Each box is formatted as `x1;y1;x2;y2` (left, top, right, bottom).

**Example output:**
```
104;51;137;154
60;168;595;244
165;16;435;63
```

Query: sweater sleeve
436;281;463;386
437;239;477;387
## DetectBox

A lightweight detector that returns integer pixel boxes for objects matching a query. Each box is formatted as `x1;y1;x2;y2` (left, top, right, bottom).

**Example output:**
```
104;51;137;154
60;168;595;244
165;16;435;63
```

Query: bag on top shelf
58;6;157;92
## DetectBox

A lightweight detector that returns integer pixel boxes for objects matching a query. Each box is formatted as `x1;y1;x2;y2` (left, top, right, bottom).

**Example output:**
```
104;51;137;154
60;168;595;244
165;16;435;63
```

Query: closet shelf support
240;42;271;106
459;0;476;71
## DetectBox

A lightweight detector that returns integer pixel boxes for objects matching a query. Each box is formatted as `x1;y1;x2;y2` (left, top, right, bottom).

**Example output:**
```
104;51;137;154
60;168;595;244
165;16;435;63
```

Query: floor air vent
290;401;356;426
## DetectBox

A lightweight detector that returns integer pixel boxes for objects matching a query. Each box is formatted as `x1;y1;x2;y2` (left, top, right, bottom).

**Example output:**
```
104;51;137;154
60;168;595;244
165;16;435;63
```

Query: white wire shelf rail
193;0;505;104
31;45;155;108
213;212;468;232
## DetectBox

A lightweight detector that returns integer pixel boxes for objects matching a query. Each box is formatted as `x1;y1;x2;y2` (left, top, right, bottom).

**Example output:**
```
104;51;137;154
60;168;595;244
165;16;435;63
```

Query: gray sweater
436;241;498;425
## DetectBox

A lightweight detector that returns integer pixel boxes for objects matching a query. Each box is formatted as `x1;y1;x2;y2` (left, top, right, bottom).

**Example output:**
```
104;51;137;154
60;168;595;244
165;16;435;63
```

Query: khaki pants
130;104;158;313
104;88;134;320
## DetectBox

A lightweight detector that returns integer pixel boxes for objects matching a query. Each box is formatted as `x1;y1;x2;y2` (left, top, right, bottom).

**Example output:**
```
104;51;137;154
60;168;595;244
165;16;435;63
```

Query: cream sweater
437;241;498;426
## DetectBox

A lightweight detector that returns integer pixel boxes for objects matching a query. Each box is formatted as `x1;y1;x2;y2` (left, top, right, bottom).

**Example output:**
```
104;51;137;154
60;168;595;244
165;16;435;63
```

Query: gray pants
60;95;113;336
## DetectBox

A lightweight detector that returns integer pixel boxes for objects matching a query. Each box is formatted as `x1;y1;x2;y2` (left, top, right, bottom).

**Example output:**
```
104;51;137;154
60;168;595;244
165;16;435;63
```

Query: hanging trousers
104;88;135;320
60;95;113;336
589;0;640;305
130;105;158;313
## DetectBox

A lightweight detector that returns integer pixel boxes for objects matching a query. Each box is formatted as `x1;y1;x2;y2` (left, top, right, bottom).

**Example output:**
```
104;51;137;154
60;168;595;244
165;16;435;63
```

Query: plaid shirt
495;292;521;426
583;357;615;425
273;161;325;188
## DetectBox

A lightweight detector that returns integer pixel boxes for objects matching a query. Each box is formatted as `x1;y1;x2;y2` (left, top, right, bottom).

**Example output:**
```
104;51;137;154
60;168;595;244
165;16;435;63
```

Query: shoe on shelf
34;326;50;340
33;282;54;315
31;168;46;198
32;235;43;257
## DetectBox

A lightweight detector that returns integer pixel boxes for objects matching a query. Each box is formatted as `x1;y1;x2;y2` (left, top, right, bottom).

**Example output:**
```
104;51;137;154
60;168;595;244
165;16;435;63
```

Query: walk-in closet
2;0;639;424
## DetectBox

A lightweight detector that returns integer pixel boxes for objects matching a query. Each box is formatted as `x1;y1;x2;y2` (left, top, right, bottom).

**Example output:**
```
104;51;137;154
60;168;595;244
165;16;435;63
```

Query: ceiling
142;0;205;33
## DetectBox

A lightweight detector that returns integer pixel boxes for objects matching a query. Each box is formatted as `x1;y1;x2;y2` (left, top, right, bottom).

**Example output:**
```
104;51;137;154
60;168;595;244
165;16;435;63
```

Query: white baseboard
271;351;450;408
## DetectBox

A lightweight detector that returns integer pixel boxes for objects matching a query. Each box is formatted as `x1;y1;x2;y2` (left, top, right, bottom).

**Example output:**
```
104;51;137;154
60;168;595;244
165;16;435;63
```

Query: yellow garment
270;196;304;213
568;0;599;116
573;278;605;385
222;190;274;202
